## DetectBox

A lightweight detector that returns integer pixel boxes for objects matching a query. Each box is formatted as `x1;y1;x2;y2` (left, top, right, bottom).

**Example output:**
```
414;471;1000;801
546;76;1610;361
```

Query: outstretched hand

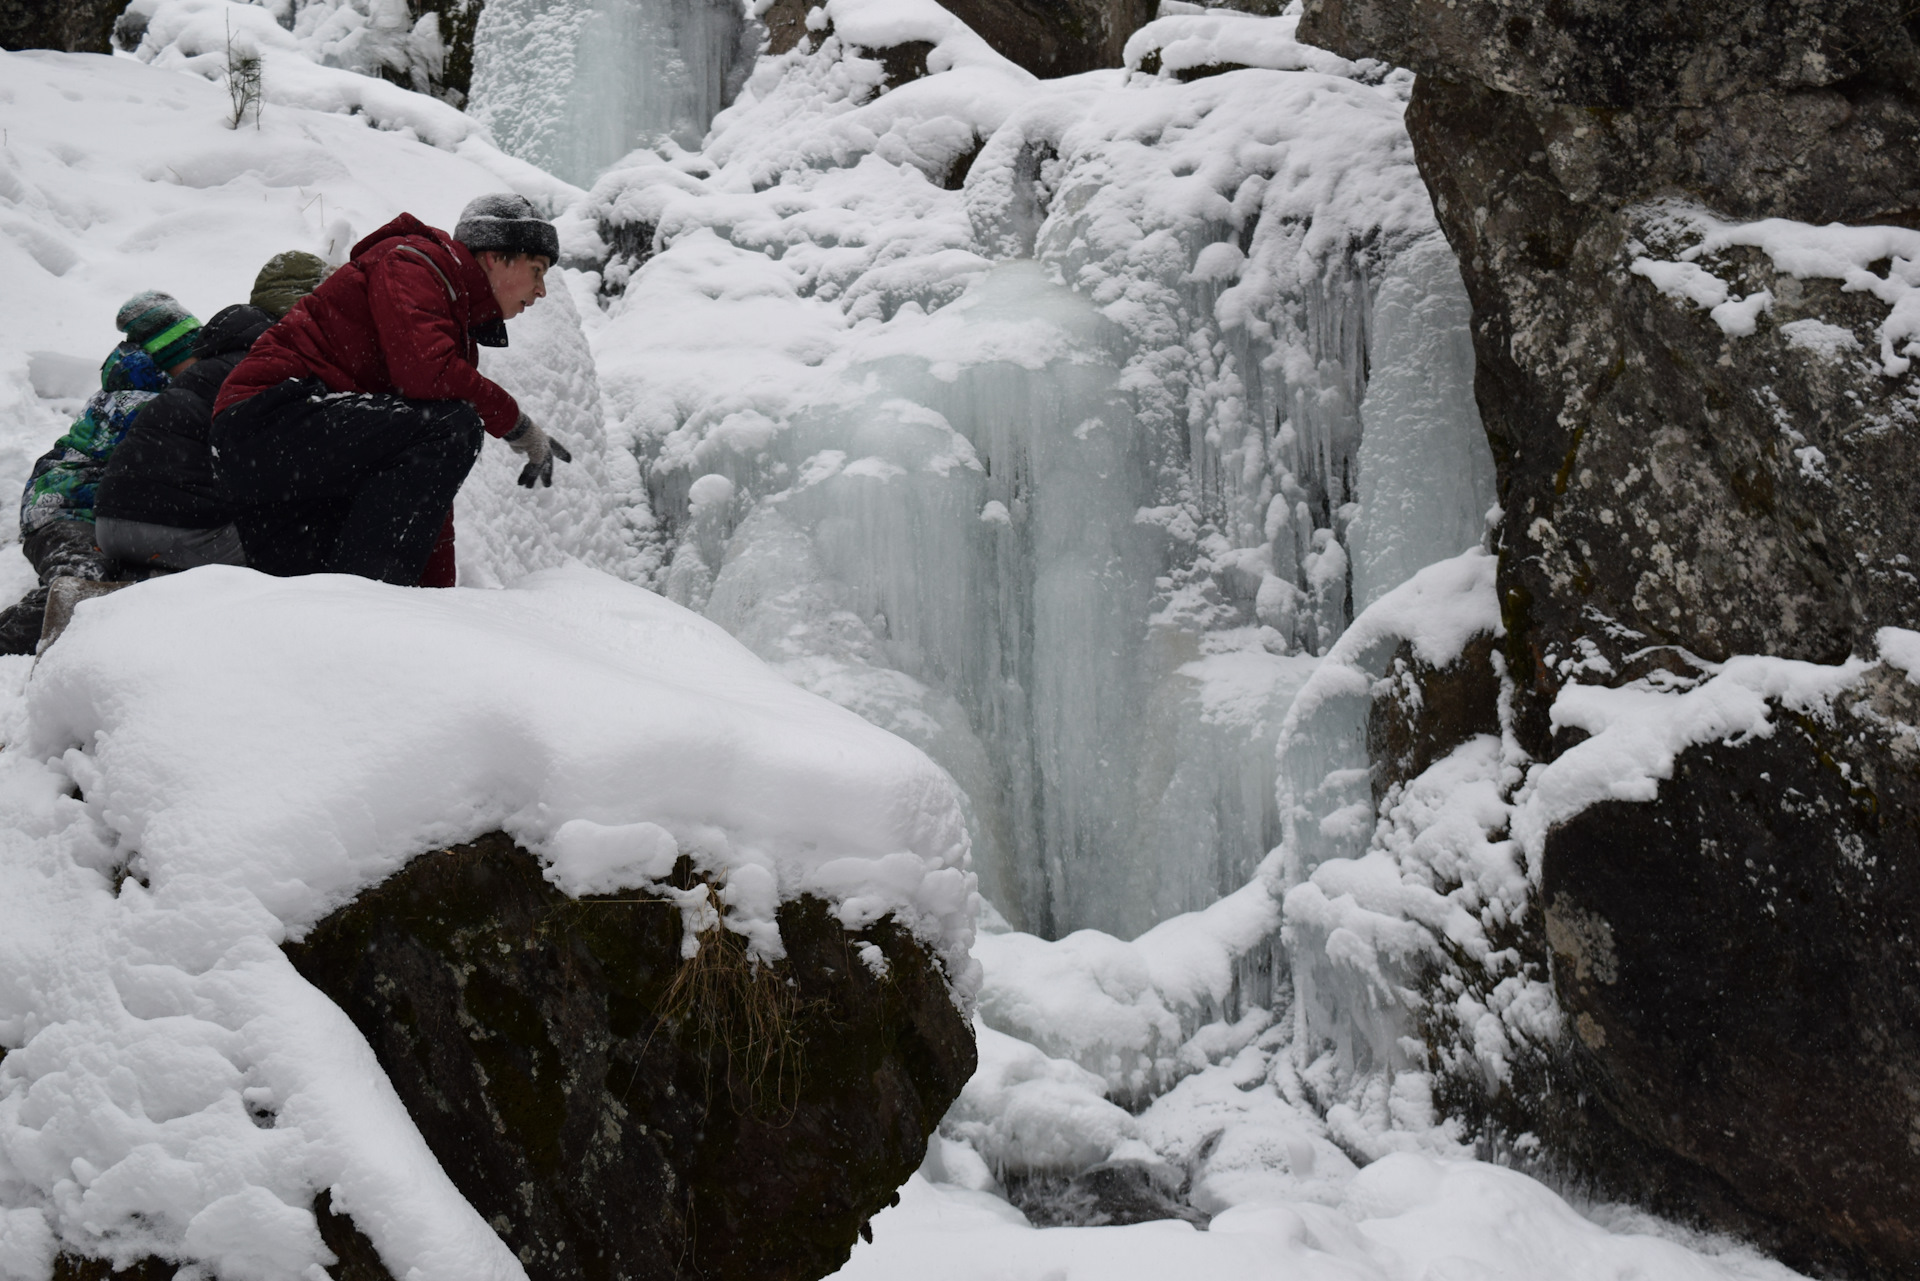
518;435;572;488
505;414;573;488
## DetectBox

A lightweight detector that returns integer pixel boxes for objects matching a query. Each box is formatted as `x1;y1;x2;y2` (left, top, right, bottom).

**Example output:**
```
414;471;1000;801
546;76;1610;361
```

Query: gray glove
505;414;573;488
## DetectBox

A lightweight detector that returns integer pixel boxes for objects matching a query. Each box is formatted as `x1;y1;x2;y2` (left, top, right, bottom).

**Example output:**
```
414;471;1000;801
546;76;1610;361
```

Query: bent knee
422;401;485;453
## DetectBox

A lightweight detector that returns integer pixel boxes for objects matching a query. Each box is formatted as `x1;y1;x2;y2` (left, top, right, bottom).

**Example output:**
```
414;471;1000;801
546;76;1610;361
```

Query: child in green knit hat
0;291;202;653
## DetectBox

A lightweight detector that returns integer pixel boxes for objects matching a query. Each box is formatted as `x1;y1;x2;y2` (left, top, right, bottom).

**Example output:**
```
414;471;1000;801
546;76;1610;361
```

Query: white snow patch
1122;7;1394;84
1779;317;1860;358
835;1154;1804;1281
1632;207;1920;373
973;875;1283;1106
1513;649;1875;862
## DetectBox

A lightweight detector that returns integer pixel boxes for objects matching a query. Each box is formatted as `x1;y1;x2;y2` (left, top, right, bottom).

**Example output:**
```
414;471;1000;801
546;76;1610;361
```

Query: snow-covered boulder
0;567;977;1281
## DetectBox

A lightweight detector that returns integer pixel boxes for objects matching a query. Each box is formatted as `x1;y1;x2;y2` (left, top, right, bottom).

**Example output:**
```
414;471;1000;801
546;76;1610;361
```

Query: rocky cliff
1;0;129;52
1301;0;1920;1275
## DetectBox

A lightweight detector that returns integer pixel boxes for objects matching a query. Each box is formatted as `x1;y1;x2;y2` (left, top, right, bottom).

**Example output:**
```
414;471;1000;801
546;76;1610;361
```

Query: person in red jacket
212;194;570;586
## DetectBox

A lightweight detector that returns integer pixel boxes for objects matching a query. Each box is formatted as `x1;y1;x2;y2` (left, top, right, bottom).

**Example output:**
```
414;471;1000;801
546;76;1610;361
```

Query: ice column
1346;232;1496;611
469;0;751;186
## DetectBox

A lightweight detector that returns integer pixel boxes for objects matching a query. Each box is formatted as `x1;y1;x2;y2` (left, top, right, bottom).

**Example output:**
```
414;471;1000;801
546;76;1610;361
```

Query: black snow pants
0;520;115;655
211;378;483;586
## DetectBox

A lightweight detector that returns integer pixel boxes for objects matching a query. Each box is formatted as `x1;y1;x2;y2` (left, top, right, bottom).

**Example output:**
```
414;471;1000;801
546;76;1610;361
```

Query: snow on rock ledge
0;566;975;1281
25;565;976;972
1122;7;1396;83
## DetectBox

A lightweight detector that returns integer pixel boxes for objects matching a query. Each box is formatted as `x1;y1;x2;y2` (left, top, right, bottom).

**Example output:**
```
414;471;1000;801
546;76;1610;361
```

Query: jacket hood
100;342;168;394
194;305;276;359
349;212;445;259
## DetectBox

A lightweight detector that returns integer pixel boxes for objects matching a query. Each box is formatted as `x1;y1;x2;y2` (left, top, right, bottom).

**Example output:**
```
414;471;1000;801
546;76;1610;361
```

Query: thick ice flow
589;0;1482;938
460;276;654;585
1347;235;1496;612
470;0;753;186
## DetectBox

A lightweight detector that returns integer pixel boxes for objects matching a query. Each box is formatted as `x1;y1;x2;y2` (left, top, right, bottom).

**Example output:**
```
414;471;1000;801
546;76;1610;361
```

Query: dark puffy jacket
214;213;520;438
96;304;275;530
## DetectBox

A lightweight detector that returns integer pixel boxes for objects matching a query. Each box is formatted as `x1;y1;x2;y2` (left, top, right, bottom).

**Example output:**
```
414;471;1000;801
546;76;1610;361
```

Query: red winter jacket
215;213;520;437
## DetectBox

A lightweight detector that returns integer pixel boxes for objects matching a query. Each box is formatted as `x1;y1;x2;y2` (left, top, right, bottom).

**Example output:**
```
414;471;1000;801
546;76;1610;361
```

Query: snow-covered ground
0;3;1849;1279
838;1160;1802;1281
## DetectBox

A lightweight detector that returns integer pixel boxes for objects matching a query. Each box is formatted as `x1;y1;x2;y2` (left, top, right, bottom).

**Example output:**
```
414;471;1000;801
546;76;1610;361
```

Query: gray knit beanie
454;194;559;263
115;291;201;370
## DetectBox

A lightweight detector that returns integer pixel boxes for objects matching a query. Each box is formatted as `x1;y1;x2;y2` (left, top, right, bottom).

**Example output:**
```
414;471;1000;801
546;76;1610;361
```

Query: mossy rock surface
284;833;975;1281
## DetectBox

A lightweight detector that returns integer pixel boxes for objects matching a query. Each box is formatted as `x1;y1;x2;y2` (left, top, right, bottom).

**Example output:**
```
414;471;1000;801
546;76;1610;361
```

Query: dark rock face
405;0;484;102
1302;0;1920;1273
938;0;1154;77
285;834;975;1281
1367;633;1502;807
1298;2;1920;752
2;0;130;53
1302;0;1920;110
1403;78;1920;757
1545;668;1920;1277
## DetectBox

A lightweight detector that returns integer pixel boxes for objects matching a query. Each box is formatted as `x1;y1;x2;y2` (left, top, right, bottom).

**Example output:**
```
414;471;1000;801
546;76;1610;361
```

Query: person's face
480;252;550;319
165;356;198;377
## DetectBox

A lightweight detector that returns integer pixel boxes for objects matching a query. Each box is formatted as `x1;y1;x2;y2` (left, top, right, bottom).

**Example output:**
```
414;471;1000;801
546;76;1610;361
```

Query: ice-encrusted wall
469;0;754;187
574;1;1497;942
459;275;656;586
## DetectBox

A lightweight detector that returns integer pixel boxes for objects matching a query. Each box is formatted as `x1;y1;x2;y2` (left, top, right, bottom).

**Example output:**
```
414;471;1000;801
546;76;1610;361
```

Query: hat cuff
140;316;199;357
150;336;200;369
144;317;202;369
456;218;560;263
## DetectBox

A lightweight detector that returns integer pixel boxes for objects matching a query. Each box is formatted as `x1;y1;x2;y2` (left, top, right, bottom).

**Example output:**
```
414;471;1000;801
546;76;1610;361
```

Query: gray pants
96;516;246;571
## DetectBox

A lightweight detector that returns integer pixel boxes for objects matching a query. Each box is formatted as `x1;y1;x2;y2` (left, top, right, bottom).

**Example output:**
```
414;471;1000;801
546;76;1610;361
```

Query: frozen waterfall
469;0;753;187
580;8;1499;942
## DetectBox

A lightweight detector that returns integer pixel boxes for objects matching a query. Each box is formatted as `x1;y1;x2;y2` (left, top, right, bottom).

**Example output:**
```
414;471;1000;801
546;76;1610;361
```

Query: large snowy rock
0;567;976;1281
1533;648;1920;1281
1302;0;1920;1273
